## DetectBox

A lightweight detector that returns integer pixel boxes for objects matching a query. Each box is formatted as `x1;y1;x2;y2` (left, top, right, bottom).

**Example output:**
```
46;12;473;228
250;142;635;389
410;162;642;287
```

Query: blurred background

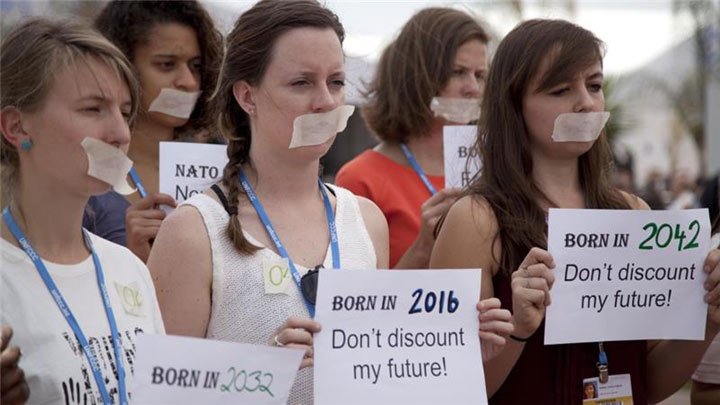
2;0;719;215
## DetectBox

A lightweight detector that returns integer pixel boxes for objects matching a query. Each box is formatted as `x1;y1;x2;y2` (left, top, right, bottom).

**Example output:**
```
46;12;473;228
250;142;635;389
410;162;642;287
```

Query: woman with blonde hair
0;18;164;404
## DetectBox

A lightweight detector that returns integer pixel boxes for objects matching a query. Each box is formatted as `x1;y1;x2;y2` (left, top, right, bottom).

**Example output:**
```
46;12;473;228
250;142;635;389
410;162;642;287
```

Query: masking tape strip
430;97;481;124
551;111;610;142
81;137;135;195
148;88;201;119
288;105;355;149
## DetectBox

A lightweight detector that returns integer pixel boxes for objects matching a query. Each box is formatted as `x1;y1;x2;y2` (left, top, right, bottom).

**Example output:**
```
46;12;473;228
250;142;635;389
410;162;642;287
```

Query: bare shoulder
619;190;651;210
148;205;211;275
356;195;390;268
430;194;499;270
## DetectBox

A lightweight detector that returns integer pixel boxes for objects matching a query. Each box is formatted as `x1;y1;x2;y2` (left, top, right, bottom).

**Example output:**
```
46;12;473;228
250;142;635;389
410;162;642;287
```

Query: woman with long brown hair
431;19;720;403
147;1;389;402
336;7;489;269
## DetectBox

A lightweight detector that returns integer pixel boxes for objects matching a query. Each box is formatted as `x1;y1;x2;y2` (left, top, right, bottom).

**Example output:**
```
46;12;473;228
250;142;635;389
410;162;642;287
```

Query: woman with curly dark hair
85;0;222;262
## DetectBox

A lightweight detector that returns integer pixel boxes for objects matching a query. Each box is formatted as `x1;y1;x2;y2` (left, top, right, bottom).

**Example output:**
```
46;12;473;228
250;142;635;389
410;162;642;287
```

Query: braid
221;139;260;254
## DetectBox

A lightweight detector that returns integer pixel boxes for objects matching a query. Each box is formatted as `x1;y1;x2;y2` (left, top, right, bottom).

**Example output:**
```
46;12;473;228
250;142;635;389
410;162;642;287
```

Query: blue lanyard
399;143;437;196
128;167;148;198
2;207;127;405
238;170;340;317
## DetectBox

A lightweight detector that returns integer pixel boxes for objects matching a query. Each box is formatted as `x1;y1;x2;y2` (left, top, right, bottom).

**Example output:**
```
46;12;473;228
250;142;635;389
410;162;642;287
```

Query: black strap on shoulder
322;182;337;197
210;184;238;216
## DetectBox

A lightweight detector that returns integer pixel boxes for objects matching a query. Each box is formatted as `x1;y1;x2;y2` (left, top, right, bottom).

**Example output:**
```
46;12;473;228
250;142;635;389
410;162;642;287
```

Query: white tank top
180;184;377;404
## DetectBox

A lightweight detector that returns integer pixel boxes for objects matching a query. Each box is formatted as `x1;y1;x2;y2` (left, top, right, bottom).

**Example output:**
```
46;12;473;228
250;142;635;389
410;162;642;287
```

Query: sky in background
206;0;701;75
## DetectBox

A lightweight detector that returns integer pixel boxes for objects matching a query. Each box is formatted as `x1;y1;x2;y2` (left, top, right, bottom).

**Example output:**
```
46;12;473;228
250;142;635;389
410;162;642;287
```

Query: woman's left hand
704;249;720;329
477;298;513;362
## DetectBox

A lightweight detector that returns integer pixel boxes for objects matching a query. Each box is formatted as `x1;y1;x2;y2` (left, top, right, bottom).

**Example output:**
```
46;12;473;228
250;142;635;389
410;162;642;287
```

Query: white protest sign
132;334;303;405
545;209;711;345
443;125;481;188
314;269;486;405
159;141;228;207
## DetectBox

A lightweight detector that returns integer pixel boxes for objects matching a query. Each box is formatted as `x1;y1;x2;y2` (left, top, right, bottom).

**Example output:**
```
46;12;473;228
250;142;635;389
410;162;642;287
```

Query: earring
20;139;33;150
247;107;255;115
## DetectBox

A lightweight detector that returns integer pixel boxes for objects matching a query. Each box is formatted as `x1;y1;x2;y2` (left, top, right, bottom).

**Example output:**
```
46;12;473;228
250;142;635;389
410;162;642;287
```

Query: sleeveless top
180;184;377;405
492;272;648;405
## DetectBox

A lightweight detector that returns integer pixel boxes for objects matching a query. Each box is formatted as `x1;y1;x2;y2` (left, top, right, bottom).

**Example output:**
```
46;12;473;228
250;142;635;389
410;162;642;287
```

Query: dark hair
94;0;222;138
212;0;344;253
469;19;630;277
363;7;488;143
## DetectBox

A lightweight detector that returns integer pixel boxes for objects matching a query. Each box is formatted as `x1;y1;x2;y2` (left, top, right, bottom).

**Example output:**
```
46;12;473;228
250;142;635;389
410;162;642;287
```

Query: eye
189;60;202;73
291;79;311;87
82;106;101;113
453;68;466;76
474;72;487;81
588;83;603;92
155;61;175;70
330;79;345;87
549;87;569;96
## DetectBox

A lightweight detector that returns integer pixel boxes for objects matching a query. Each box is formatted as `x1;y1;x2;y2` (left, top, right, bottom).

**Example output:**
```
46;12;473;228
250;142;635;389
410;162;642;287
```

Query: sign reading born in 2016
443;125;482;188
158;141;228;208
545;209;711;345
314;269;487;405
132;334;304;405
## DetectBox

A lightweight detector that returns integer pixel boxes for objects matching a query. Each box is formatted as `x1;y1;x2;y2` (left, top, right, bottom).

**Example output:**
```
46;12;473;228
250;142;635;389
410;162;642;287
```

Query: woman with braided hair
147;1;388;402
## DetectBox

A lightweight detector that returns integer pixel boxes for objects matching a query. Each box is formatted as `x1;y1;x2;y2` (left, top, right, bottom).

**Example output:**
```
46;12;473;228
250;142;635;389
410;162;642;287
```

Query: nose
574;87;596;113
174;64;200;92
105;110;132;149
463;73;483;99
311;83;339;113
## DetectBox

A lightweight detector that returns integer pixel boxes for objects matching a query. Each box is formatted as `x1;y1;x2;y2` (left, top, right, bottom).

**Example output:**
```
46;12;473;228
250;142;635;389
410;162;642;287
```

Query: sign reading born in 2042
314;269;487;405
545;209;711;345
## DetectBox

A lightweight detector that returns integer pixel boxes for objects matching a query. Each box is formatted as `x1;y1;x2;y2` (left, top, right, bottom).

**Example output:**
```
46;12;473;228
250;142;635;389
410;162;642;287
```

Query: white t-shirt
1;233;165;404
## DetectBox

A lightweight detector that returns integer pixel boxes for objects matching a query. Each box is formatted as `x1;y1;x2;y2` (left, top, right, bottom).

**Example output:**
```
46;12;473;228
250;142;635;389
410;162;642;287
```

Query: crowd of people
1;1;719;404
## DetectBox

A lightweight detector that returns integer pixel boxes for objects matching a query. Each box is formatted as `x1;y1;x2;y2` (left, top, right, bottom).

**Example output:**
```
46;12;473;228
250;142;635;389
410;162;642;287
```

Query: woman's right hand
269;317;322;369
125;193;176;262
1;326;29;405
510;247;556;340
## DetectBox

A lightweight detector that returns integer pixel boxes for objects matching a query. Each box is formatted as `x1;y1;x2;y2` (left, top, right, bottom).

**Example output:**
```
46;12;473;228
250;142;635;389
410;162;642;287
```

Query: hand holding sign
477;298;514;361
125;193;177;262
510;247;556;339
269;316;321;369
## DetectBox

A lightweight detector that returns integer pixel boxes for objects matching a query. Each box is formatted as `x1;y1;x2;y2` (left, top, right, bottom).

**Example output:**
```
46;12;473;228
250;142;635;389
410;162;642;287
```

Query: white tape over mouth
81;137;135;195
551;111;610;142
288;105;355;149
430;97;482;124
148;88;201;119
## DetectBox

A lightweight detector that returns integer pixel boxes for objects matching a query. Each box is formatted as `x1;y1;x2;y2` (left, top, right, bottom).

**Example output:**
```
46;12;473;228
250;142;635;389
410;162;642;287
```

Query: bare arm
147;205;212;337
357;196;390;269
692;380;720;405
430;196;534;396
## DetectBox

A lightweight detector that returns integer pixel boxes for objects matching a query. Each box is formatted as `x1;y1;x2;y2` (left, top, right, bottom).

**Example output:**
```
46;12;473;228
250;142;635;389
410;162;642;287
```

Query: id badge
582;374;633;404
263;257;292;294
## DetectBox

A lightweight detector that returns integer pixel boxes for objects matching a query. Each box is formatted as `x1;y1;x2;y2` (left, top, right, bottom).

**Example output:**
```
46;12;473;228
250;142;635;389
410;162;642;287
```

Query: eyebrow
587;72;604;80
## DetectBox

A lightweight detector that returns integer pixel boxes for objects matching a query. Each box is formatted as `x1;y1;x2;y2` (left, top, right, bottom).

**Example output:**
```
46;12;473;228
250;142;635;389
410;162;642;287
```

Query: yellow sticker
114;281;145;317
263;257;292;295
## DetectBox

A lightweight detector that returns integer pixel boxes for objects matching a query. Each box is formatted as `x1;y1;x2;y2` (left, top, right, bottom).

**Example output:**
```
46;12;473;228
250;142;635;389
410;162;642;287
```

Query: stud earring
20;139;33;150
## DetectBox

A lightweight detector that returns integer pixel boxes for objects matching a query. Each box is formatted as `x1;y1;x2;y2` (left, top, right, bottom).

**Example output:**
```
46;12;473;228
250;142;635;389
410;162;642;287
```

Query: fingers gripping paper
430;97;481;124
288;105;355;149
81;137;135;195
551;112;610;142
148;88;201;119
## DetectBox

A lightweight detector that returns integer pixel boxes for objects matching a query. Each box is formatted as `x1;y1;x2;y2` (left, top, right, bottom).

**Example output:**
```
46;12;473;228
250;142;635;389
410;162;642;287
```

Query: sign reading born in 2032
443;125;482;188
314;269;487;405
545;209;711;345
132;334;304;404
158;141;228;207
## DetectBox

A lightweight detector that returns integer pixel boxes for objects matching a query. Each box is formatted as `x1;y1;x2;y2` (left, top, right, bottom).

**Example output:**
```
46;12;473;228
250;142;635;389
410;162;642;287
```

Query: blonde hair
0;17;140;203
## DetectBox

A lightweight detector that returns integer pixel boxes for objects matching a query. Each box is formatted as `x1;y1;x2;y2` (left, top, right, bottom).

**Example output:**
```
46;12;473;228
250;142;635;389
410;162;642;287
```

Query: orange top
336;150;444;268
